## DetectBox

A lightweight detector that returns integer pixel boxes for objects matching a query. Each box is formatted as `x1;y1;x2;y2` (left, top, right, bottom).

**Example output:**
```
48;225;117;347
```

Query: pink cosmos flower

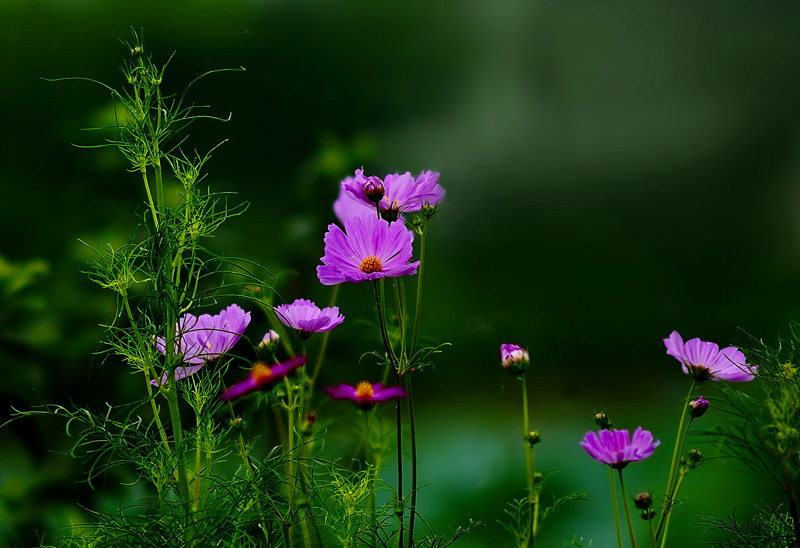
153;304;251;385
664;331;755;382
580;427;660;469
334;180;374;223
274;298;344;339
342;168;444;222
317;214;420;285
325;381;407;410
221;355;306;401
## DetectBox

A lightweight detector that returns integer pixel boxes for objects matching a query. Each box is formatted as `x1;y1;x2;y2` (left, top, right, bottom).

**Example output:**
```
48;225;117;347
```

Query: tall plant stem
520;375;537;545
659;470;687;548
655;380;696;541
410;222;428;355
372;280;403;548
617;468;637;548
165;380;193;539
610;468;623;548
404;375;418;548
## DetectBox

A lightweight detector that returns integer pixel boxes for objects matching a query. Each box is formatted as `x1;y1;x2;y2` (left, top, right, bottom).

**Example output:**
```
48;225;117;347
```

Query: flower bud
363;176;385;204
500;343;530;375
641;508;656;521
301;413;317;437
683;448;704;470
421;203;439;219
594;412;613;430
525;430;542;446
688;396;709;418
259;330;280;351
633;492;653;510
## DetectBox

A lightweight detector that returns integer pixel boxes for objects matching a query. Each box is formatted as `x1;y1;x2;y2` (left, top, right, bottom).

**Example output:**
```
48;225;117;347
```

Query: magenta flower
580;427;660;469
153;304;251;385
274;298;344;339
221;355;306;401
325;381;407;410
689;396;710;418
334;182;373;223
664;331;755;382
500;343;530;375
342;168;444;222
317;214;420;285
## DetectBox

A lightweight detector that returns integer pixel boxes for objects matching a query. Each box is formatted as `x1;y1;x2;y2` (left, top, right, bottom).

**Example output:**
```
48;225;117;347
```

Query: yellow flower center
355;381;375;399
251;363;273;383
359;255;382;274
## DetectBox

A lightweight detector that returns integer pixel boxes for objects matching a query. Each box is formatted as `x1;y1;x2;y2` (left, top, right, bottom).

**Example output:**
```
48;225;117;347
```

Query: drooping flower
688;396;710;418
221;355;306;401
325;381;407;410
342;168;444;222
580;427;660;469
274;298;344;339
500;343;530;375
152;304;251;385
664;331;755;382
317;214;420;285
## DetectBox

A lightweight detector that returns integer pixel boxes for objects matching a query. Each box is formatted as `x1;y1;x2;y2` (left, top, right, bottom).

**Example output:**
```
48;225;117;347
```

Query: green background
2;0;799;546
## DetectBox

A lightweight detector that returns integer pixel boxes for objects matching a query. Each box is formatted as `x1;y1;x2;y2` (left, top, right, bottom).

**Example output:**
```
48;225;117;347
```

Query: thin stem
140;167;160;227
521;375;536;545
405;375;418;548
789;488;800;548
610;467;623;548
618;468;638;548
659;470;687;548
410;221;428;356
655;380;696;541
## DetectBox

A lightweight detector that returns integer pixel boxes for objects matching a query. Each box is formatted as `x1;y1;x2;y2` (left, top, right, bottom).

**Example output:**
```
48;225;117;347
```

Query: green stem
410;221;428;356
659;470;687;548
140;167;160;227
618;468;637;548
404;375;418;548
610;467;623;548
521;375;536;546
655;380;696;541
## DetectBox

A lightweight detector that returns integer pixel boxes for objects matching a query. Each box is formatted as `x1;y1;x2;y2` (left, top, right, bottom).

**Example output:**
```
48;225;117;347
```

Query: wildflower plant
6;29;790;548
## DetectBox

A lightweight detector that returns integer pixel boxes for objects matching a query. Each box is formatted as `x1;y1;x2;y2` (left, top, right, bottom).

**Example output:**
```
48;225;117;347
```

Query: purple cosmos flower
153;304;251;385
342;168;444;222
274;298;344;339
259;330;280;350
689;396;710;418
325;381;407;410
664;331;755;382
580;427;660;469
221;355;307;401
500;343;530;375
317;214;420;285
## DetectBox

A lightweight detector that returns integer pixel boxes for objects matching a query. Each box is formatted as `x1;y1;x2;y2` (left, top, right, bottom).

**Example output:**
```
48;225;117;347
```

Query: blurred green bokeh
2;0;799;546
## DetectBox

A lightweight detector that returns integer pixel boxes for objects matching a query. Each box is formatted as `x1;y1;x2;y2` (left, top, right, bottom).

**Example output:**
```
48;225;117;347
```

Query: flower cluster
341;168;444;222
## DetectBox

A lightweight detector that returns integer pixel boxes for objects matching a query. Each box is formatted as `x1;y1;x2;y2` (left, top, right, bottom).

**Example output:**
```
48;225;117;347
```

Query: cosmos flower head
317;214;420;285
221;355;307;401
500;343;530;375
152;304;251;386
580;427;660;469
689;396;710;418
274;298;344;339
325;381;407;410
342;168;444;223
334;182;374;223
664;331;755;382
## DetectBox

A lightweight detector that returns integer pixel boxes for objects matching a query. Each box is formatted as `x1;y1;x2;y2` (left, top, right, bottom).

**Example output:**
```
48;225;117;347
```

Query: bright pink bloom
325;381;407;410
153;304;251;385
342;168;444;222
664;331;755;382
274;298;344;338
580;427;660;469
317;214;419;285
221;356;306;401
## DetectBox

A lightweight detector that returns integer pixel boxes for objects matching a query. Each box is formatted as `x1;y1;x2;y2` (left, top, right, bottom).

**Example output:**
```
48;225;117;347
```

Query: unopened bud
633;492;652;510
421;203;439;219
229;417;244;431
594;412;613;430
259;330;280;351
500;343;530;375
301;413;316;436
363;176;385;204
688;396;709;418
525;430;541;446
641;509;656;521
683;449;704;470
